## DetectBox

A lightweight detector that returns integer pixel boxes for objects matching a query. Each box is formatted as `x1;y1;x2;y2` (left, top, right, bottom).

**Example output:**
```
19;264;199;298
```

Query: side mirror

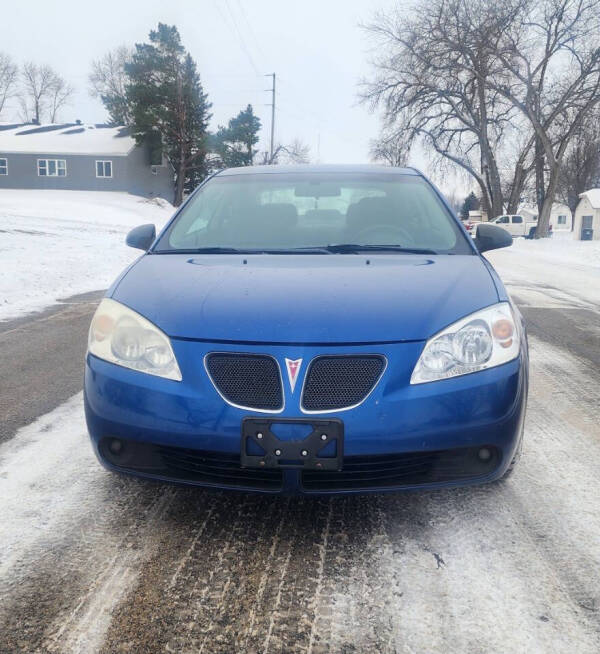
126;224;156;251
474;223;513;253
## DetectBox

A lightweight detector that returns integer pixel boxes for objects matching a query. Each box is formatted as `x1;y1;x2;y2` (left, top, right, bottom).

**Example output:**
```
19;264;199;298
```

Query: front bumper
84;338;528;495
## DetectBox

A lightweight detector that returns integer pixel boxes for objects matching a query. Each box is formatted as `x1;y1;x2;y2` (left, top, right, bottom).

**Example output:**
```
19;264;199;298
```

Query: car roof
215;164;422;177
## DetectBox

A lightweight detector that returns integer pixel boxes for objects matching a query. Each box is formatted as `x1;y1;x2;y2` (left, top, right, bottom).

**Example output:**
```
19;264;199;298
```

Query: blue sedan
84;165;527;494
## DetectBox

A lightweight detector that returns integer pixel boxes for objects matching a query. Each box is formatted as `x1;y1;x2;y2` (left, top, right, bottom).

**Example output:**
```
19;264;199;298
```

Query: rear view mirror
474;223;513;253
126;224;156;251
294;182;341;197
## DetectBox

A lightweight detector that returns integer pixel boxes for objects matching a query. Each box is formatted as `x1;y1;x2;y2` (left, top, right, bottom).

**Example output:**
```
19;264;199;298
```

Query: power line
219;0;261;76
276;105;354;147
201;73;264;78
277;94;352;135
233;0;266;60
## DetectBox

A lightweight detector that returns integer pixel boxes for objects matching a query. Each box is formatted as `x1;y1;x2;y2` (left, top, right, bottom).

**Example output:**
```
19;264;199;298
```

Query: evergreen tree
460;191;480;221
212;104;261;168
126;24;212;205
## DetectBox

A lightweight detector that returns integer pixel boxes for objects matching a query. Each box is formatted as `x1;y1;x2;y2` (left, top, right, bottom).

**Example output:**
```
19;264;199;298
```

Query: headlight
87;298;182;381
411;302;519;384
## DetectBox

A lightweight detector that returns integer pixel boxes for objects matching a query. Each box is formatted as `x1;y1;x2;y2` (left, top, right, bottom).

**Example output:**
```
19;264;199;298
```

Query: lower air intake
99;438;283;490
301;446;500;491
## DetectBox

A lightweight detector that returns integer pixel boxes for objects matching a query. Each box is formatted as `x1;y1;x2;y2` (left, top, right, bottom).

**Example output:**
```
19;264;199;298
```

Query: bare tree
263;138;311;165
361;1;526;218
501;130;537;214
19;62;64;123
48;74;73;123
278;138;311;164
370;130;409;167
488;0;600;236
0;52;18;117
89;46;133;125
556;115;600;225
445;189;465;215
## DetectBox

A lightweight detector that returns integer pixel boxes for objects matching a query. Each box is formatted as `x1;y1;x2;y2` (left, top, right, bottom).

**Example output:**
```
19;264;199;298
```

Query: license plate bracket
241;417;344;470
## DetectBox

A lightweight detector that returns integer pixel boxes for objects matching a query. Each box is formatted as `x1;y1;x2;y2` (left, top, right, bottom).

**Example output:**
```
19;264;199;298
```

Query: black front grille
301;447;500;491
301;355;385;411
100;438;283;490
205;353;283;411
158;445;283;489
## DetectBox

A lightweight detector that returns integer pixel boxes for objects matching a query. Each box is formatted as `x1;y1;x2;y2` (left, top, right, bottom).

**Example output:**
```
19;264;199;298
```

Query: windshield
154;172;472;254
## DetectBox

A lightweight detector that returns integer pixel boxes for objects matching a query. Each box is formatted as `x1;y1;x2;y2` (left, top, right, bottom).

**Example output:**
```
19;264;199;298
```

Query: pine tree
460;191;480;221
126;24;212;206
211;104;261;168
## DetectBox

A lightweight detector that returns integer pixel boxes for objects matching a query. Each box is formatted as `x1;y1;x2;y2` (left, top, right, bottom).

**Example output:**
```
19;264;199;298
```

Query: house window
557;215;567;225
96;161;112;178
38;159;66;177
0;158;7;175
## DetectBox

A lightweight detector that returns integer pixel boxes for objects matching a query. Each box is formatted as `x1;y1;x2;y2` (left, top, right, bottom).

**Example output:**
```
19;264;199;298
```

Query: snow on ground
506;230;600;268
1;335;599;653
486;231;600;308
0;190;173;321
0;392;175;653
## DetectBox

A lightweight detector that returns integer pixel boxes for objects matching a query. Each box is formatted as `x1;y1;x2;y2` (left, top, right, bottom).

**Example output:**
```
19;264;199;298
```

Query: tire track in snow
0;394;176;653
99;495;333;653
1;337;600;652
504;337;600;624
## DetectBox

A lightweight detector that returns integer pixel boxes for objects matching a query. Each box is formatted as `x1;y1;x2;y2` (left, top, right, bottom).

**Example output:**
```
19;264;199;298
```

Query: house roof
579;189;600;209
0;123;135;156
518;202;571;215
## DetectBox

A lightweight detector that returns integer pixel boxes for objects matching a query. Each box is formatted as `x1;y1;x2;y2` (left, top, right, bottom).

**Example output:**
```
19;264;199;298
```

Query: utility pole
265;73;276;163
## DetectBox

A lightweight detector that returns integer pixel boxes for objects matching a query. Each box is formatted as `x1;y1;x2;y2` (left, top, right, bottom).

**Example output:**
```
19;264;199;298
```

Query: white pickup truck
491;214;540;238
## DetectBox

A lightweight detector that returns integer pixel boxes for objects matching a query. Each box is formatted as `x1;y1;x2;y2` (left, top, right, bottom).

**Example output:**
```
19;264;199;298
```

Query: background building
574;190;600;240
518;203;572;231
0;123;173;200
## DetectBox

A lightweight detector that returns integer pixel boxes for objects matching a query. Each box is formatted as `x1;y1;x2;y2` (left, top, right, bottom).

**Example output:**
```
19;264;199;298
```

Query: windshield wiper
153;245;439;255
323;244;439;254
154;247;247;254
156;247;338;255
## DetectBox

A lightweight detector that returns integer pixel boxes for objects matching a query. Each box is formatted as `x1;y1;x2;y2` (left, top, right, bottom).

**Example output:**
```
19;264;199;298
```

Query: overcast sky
2;0;466;193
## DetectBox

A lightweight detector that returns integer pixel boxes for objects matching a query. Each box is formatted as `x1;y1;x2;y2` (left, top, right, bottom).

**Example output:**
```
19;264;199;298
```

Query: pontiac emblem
284;358;303;393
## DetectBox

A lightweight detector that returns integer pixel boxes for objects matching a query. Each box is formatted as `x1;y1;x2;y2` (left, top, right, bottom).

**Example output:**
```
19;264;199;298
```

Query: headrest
255;203;298;229
303;209;343;224
346;196;395;230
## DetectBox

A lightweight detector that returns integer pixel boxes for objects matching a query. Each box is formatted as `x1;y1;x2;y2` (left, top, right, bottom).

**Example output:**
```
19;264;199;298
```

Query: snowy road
1;249;599;652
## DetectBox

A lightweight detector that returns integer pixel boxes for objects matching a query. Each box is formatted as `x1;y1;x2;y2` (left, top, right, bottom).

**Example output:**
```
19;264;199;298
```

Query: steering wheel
352;223;415;245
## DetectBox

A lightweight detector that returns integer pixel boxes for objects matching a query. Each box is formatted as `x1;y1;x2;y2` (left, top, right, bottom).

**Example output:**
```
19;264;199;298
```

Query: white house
518;203;572;231
468;209;488;222
573;190;600;240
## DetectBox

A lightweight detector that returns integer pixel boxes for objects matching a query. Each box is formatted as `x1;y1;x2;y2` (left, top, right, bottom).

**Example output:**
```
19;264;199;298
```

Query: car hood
111;254;499;343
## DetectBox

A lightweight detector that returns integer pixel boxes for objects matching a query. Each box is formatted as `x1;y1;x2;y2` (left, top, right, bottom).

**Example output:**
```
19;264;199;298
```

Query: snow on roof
579;189;600;209
0;123;135;156
518;202;571;215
